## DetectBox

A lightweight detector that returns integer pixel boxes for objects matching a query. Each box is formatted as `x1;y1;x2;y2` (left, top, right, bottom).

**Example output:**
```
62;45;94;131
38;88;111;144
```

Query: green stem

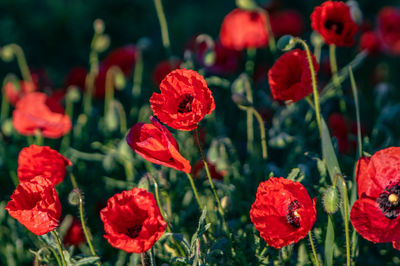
104;66;119;117
153;0;172;57
250;107;267;160
48;246;62;266
8;44;32;82
195;128;225;220
333;175;351;266
186;173;204;211
60;89;74;152
70;174;101;265
243;72;254;155
79;192;99;263
308;231;320;266
329;44;346;112
258;9;276;54
51;231;67;266
132;49;143;97
296;38;322;136
349;66;362;158
34;129;43;146
259;245;268;258
114;100;127;135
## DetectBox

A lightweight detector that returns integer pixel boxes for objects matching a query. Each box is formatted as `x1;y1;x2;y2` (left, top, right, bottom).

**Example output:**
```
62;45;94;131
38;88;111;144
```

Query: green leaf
324;215;335;266
287;168;300;181
321;118;342;182
71;256;101;266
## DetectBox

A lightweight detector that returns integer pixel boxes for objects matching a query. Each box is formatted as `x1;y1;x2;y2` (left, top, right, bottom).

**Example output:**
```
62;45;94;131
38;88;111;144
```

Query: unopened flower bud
68;189;81;206
114;72;126;90
236;0;258;11
203;50;216;67
277;35;296;51
221;196;232;211
232;93;252;107
66;86;81;103
322;186;340;214
1;45;14;62
93;19;105;34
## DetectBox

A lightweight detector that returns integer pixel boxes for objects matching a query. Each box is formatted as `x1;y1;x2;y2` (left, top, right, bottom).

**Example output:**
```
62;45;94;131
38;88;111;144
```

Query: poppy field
2;0;400;265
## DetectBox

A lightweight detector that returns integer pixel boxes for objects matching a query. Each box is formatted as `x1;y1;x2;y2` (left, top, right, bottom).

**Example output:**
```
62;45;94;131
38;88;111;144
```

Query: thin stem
104;66;119;117
140;253;146;266
60;88;74;152
308;231;320;266
8;44;32;82
185;173;204;211
243;72;254;154
48;246;62;266
250;107;267;160
34;129;43;146
114;100;127;135
51;231;67;266
258;9;276;54
70;174;100;265
329;44;339;88
195;128;225;219
149;248;155;266
79;192;99;262
349;66;362;158
152;176;186;256
296;38;322;136
329;44;346;112
259;245;268;257
132;49;143;97
153;0;172;57
333;175;351;266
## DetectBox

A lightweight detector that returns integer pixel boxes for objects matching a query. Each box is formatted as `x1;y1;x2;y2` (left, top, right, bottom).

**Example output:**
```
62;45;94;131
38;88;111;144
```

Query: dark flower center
286;200;301;228
125;224;142;238
377;182;400;219
177;94;194;113
324;20;344;35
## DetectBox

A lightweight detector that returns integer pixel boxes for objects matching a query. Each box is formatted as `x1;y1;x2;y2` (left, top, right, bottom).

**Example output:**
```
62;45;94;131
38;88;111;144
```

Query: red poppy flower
100;187;167;253
103;45;137;76
270;10;304;38
126;116;191;173
5;176;61;235
4;80;37;106
268;49;319;103
150;69;215;131
64;66;87;89
12;92;72;138
220;8;269;51
377;7;400;55
63;219;86;246
328;113;355;154
311;1;358;47
250;177;317;249
192;160;226;181
18;145;72;185
152;59;182;85
350;147;400;245
359;31;381;55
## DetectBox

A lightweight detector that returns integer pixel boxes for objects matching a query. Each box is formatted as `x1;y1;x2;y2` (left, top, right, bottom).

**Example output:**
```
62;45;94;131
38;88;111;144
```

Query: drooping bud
1;45;14;62
322;186;340;214
277;35;296;51
68;188;81;206
236;0;258;11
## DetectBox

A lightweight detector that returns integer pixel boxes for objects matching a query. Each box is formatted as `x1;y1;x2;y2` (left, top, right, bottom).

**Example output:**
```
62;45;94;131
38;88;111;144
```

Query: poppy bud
236;0;258;11
66;86;81;103
203;50;216;67
232;93;252;107
93;19;105;34
277;35;296;51
68;188;81;206
1;45;14;62
322;186;340;214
